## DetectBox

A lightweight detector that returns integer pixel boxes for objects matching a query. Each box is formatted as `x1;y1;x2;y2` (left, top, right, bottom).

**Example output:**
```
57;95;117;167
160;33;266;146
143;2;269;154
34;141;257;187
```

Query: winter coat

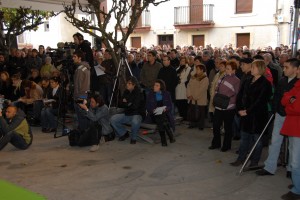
73;61;90;99
186;74;209;106
208;71;225;112
272;76;298;116
140;61;162;89
144;90;175;131
120;87;146;117
175;65;191;100
157;66;178;102
237;76;272;134
215;74;240;110
281;80;300;137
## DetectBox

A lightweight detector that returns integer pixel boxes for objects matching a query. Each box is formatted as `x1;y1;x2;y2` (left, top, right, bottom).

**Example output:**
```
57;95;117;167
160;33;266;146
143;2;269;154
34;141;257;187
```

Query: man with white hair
263;53;282;87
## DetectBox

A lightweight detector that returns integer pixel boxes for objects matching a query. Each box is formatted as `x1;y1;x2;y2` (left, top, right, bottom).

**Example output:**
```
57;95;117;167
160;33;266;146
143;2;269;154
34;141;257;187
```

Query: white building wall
7;0;295;50
26;13;92;49
128;0;293;49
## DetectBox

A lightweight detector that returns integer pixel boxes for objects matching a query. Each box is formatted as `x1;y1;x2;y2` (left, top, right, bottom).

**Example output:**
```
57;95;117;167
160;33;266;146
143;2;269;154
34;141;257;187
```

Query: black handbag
213;76;233;109
213;93;231;109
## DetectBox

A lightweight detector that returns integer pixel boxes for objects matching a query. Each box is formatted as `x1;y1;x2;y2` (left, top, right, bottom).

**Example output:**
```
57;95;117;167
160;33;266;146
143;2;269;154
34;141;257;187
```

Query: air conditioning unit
277;15;284;23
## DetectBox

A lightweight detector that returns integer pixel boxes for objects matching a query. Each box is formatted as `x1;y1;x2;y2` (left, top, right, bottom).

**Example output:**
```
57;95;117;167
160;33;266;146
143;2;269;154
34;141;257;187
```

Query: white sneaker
89;145;99;152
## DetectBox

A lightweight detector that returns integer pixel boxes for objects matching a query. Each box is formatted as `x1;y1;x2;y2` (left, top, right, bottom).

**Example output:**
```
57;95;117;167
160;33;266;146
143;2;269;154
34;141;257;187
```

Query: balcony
121;10;151;32
174;4;214;30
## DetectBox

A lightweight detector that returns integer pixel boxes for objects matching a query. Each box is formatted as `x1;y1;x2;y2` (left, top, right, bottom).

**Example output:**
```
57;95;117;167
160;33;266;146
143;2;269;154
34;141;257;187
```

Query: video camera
0;98;10;110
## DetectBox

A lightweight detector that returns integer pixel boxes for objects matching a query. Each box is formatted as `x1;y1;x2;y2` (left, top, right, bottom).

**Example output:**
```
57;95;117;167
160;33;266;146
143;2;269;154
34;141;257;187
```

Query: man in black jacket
158;55;177;107
256;58;299;176
110;76;145;144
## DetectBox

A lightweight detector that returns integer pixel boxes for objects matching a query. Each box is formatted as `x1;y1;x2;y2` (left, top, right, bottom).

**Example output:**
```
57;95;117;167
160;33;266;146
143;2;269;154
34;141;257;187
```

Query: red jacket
281;80;300;137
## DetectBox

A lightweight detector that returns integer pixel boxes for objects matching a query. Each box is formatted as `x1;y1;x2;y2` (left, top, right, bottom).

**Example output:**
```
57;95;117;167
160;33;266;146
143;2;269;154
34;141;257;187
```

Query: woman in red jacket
281;78;300;200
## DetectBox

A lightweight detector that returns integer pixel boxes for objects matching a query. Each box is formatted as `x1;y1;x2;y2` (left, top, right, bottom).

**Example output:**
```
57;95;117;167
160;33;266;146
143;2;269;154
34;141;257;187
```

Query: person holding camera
77;94;115;152
0;106;32;150
73;50;91;131
110;76;146;144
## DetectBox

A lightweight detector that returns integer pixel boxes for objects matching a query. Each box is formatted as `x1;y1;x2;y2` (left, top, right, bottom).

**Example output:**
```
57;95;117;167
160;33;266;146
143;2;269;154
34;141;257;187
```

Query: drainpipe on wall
276;0;280;47
292;0;300;57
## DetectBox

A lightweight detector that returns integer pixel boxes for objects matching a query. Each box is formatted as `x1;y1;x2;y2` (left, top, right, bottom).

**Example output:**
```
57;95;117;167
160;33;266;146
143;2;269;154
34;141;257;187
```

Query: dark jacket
203;59;215;78
144;90;175;131
120;87;146;117
157;66;178;102
0;109;32;144
45;86;62;109
272;76;298;116
0;81;13;100
126;61;141;81
170;57;180;69
99;59;116;85
237;76;272;134
78;40;94;68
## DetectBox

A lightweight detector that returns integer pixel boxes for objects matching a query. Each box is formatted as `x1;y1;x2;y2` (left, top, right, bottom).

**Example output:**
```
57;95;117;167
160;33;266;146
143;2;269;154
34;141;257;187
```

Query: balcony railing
174;4;214;25
121;10;151;28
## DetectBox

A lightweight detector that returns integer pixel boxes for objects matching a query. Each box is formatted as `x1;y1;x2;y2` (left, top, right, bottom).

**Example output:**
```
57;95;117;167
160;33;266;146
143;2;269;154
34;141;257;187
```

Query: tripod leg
109;60;123;109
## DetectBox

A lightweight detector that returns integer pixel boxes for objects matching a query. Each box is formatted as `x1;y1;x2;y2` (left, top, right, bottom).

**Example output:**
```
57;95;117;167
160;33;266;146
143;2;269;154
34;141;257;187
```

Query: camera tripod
54;68;72;138
108;50;133;108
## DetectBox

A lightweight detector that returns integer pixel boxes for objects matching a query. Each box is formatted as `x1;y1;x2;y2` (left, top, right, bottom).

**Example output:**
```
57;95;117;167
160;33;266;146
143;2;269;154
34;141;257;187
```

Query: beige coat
208;71;225;112
186;75;209;106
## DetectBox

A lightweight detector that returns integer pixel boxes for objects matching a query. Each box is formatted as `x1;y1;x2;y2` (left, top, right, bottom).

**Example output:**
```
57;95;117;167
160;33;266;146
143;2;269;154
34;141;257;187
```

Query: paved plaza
0;124;291;200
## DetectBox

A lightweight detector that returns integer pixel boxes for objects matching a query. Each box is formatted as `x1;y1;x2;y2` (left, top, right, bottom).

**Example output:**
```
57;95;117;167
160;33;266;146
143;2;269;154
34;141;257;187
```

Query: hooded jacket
73;61;90;99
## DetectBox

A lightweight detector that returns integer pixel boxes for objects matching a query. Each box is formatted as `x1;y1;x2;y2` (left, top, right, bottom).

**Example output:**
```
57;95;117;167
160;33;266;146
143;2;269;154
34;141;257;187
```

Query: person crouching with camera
77;94;115;152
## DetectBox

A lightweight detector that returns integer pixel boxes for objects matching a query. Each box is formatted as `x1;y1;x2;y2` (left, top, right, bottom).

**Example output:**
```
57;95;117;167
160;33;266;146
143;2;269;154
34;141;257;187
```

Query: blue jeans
0;131;31;150
110;113;142;140
289;136;300;195
237;131;263;165
41;107;58;129
264;113;289;174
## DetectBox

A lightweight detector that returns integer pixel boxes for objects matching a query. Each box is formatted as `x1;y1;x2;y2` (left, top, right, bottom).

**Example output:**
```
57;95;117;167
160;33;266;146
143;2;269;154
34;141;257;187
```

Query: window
236;0;253;14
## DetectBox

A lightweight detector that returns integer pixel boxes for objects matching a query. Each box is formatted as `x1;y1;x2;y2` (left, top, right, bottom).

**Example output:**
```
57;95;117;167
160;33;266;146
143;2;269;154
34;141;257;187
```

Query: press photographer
70;94;115;152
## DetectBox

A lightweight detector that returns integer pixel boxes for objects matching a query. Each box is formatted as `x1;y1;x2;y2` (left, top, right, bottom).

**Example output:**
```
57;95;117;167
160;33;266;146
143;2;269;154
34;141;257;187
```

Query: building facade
124;0;293;49
1;0;295;50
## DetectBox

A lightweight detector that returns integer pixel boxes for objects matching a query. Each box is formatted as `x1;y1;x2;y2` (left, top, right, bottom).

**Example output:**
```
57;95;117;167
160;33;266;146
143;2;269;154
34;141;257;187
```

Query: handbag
213;93;231;109
213;76;233;109
187;101;201;122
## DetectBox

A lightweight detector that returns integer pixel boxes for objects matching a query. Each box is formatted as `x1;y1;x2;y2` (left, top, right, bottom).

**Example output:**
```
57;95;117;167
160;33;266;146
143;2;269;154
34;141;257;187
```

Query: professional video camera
0;98;9;110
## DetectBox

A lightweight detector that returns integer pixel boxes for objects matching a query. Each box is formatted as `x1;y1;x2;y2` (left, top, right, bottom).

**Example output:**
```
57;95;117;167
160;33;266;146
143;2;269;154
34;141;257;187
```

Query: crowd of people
0;32;300;199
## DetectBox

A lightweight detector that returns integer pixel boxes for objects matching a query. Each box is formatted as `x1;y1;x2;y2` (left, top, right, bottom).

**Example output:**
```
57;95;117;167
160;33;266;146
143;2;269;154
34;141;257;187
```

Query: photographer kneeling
76;94;114;152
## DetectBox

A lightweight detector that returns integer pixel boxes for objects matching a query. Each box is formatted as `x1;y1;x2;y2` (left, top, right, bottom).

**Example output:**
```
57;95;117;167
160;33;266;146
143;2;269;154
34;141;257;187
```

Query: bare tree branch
63;0;171;67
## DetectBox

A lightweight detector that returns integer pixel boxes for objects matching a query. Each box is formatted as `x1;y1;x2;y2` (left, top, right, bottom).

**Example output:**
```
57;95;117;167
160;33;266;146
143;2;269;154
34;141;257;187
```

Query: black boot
165;124;176;143
159;131;167;146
